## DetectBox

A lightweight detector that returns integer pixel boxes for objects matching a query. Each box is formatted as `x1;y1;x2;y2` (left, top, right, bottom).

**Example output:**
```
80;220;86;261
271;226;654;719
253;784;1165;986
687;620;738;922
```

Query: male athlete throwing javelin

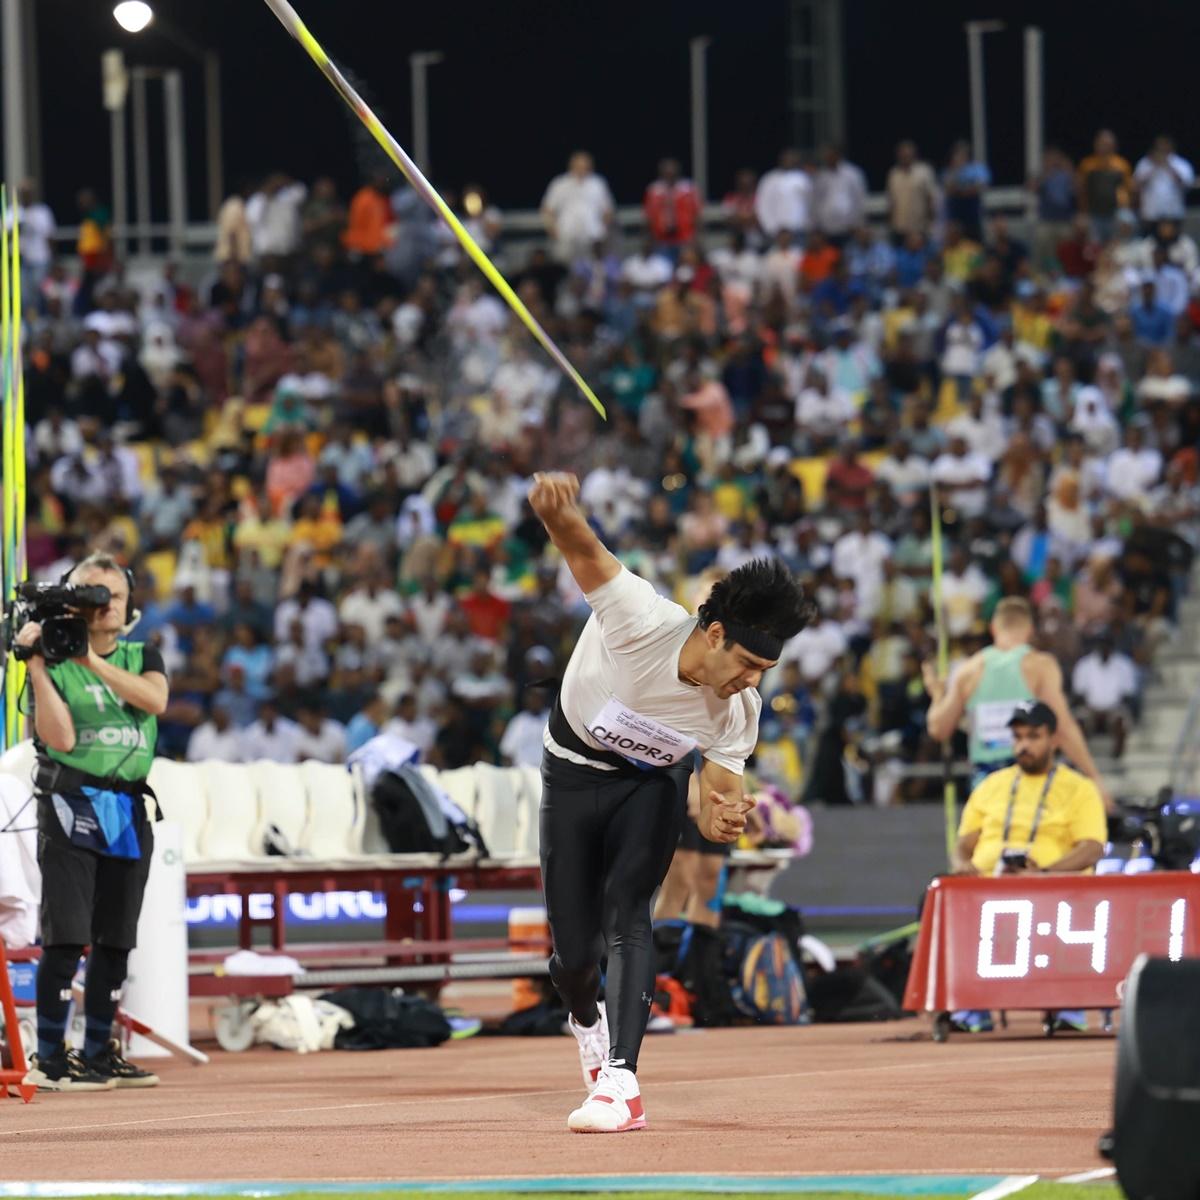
528;472;814;1133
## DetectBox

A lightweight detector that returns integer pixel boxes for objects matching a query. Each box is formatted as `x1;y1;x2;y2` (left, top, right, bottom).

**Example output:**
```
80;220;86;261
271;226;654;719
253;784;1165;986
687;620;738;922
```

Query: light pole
102;49;129;259
689;36;711;204
2;0;28;186
964;19;1004;167
113;2;224;219
409;52;444;177
1024;27;1044;185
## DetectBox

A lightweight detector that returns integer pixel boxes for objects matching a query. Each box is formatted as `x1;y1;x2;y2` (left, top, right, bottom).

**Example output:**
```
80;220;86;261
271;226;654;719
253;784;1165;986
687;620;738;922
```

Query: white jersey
546;567;759;775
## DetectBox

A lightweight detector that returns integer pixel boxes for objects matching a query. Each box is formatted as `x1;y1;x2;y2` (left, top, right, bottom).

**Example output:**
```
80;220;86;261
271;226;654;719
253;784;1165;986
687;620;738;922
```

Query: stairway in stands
1111;565;1200;799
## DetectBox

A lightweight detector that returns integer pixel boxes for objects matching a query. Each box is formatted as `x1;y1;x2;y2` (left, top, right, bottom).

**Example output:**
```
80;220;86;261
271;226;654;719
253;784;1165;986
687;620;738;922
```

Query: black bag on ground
371;767;487;858
678;923;744;1027
497;999;569;1037
805;937;913;1023
318;987;451;1049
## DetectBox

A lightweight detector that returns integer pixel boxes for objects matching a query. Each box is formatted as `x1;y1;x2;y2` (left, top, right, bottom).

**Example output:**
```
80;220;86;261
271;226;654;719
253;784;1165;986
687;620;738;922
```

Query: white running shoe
567;1062;646;1133
567;1001;608;1090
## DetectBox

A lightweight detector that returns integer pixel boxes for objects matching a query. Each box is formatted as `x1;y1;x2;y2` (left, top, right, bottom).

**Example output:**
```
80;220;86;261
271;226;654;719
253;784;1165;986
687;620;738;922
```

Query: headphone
60;560;140;633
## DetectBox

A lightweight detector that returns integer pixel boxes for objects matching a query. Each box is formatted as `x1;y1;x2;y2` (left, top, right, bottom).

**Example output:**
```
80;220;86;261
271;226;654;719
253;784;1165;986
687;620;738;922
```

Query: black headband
714;619;784;663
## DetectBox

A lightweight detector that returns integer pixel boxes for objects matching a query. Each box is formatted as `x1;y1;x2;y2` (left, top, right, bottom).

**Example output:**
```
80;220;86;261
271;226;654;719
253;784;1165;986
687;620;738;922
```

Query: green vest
45;643;158;782
965;644;1034;766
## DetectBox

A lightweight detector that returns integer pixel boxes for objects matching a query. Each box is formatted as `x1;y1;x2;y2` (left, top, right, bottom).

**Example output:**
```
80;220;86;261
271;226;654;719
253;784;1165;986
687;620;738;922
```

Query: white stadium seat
472;763;521;859
195;760;261;862
147;757;208;864
246;760;309;858
514;765;543;860
0;739;36;784
436;766;478;822
300;761;361;859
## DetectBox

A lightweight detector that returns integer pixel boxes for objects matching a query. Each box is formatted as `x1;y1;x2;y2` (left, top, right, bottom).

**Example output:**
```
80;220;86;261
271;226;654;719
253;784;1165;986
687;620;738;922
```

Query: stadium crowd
7;125;1199;805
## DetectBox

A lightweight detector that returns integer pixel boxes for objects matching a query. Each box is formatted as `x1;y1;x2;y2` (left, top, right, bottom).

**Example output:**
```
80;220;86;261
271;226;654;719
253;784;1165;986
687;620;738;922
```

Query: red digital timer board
902;873;1200;1013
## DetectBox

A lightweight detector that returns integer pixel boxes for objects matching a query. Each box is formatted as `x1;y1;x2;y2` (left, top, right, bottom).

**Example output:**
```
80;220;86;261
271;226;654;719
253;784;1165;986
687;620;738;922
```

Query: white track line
968;1177;1040;1200
1058;1167;1117;1183
0;1048;1110;1140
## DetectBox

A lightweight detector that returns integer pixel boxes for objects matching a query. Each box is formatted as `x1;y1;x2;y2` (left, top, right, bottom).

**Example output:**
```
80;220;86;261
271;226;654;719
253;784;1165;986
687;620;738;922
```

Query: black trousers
37;794;154;949
539;751;686;1071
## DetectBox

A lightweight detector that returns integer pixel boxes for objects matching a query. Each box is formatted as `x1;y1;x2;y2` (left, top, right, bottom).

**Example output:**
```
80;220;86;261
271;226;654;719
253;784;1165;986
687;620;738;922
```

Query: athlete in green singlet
923;595;1111;805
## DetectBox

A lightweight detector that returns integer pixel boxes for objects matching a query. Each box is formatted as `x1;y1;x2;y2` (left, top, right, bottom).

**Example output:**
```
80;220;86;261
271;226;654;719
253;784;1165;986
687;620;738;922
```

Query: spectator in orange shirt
343;174;393;257
643;158;700;252
1077;130;1132;243
800;231;840;287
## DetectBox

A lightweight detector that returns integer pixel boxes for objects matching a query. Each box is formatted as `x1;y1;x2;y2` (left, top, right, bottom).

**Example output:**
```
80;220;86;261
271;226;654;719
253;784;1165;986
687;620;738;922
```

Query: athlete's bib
973;700;1019;754
584;697;698;769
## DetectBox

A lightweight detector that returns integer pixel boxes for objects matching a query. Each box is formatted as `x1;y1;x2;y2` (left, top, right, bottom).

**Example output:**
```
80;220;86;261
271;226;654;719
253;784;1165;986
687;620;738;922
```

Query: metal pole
111;105;127;261
1;0;28;186
163;69;187;258
965;20;1004;168
689;36;711;204
823;0;845;147
409;52;443;176
1023;27;1043;183
966;25;986;167
21;0;40;188
204;51;223;219
132;68;151;255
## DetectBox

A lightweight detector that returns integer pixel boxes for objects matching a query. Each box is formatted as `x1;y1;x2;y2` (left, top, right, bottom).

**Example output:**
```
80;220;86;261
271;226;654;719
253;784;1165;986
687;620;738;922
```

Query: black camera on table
2;581;113;665
1110;788;1200;871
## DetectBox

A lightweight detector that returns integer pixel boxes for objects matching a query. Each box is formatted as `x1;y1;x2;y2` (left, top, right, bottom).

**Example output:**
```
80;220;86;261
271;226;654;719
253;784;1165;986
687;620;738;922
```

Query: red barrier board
902;873;1200;1013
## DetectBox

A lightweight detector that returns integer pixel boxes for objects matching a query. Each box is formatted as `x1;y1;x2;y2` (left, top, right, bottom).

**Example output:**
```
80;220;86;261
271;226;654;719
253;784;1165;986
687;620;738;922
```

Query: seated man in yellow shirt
952;700;1107;1033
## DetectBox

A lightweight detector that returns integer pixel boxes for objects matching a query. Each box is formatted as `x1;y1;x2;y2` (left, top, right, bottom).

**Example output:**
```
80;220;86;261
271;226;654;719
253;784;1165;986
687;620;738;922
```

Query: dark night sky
23;0;1200;224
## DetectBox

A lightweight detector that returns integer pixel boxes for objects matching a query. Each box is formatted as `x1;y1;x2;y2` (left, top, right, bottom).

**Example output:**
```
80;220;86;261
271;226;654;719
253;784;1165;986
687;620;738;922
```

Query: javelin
929;484;957;866
259;0;606;421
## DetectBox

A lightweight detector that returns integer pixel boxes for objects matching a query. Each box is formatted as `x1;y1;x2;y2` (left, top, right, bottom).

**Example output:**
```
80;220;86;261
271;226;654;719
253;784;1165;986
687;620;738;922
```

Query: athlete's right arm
922;654;981;741
528;472;620;595
15;623;76;753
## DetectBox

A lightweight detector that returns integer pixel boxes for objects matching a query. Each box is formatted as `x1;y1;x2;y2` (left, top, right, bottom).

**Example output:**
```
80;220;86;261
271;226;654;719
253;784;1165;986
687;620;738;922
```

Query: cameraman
15;553;168;1092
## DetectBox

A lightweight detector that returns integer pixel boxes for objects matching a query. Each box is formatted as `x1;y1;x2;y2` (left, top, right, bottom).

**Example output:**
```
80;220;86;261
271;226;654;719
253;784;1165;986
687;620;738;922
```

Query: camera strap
1002;764;1057;849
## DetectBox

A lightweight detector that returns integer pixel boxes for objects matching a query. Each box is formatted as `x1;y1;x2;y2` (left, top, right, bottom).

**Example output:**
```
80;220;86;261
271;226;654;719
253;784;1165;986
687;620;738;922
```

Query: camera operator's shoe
85;1039;160;1088
23;1046;116;1092
948;1009;994;1034
1048;1010;1088;1034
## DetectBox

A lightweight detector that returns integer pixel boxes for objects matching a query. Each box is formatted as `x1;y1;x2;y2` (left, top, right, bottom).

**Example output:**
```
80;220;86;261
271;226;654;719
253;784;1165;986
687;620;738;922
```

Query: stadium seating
147;757;208;864
196;760;261;862
245;760;309;858
298;761;362;860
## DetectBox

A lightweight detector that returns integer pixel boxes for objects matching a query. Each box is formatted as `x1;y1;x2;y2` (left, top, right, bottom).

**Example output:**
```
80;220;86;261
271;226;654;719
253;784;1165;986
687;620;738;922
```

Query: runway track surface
0;1017;1114;1183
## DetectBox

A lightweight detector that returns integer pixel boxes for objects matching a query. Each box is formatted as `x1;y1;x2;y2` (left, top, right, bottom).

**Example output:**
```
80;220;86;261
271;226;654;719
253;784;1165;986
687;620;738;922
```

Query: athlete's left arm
697;758;755;845
78;652;169;717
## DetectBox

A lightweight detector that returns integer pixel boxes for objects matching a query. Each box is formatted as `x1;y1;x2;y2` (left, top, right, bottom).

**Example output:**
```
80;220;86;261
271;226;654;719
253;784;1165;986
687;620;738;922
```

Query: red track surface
0;1017;1113;1182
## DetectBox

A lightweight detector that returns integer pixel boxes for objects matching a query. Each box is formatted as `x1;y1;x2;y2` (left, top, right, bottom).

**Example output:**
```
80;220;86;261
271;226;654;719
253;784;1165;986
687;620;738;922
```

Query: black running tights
539;755;686;1072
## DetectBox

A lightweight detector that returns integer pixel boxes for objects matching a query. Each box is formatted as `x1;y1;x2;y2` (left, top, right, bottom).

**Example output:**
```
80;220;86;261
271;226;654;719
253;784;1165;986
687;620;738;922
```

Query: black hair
697;558;816;647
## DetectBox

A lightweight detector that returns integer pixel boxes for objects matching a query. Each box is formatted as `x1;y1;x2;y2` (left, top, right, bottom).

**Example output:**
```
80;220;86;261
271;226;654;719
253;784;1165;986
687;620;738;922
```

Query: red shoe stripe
627;1094;644;1119
589;1066;601;1081
593;1094;614;1104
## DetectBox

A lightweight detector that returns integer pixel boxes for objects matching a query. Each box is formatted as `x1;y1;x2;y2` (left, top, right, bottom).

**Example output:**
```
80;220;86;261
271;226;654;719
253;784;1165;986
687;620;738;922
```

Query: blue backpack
732;932;809;1025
